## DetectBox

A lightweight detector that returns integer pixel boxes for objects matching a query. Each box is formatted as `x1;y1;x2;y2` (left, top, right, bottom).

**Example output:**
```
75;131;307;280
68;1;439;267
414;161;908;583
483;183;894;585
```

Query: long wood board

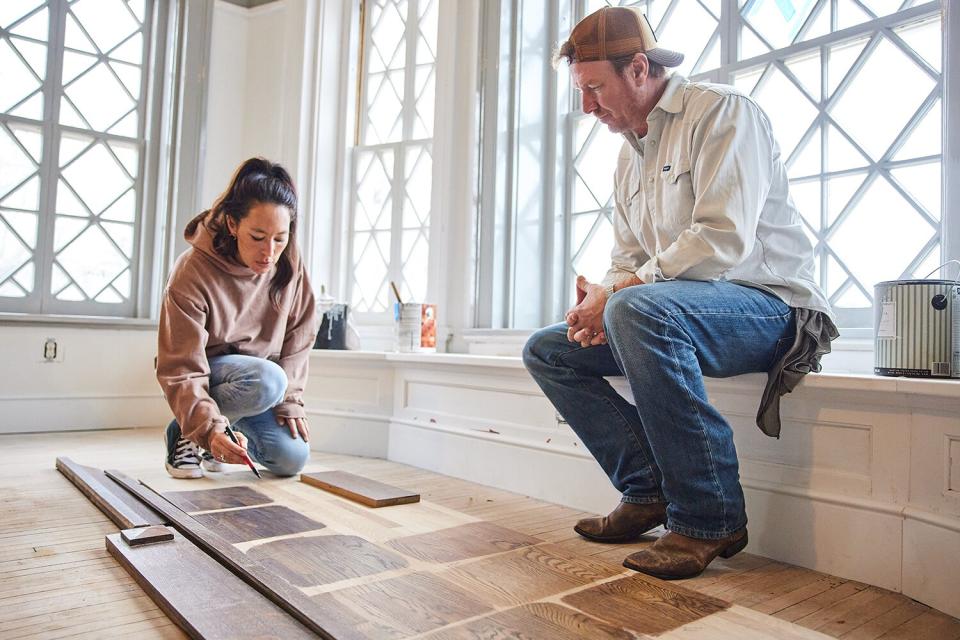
301;470;420;507
105;469;365;640
106;531;316;639
56;456;164;529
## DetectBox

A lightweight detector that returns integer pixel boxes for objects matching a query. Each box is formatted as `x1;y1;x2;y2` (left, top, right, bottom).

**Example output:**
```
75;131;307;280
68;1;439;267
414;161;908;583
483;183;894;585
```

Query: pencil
389;281;403;305
223;425;261;478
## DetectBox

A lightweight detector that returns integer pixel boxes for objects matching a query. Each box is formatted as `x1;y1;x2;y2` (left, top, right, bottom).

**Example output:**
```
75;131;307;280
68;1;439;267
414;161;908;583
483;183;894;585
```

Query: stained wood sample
442;543;622;607
313;572;493;637
56;457;163;529
107;470;364;639
121;525;174;547
162;485;273;512
301;470;420;507
248;534;408;586
106;531;316;639
193;505;325;543
386;522;541;563
424;602;634;640
562;573;730;636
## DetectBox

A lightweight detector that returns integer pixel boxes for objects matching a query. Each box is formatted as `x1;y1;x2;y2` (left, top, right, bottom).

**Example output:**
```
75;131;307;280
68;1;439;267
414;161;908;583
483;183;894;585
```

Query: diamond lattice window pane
893;99;940;161
895;16;941;72
741;0;818;50
749;65;818;160
355;150;394;232
2;209;38;248
101;189;135;222
788;130;820;178
826;172;866;226
891;162;940;220
0;213;34;285
412;65;435;139
110;32;144;64
0;2;44;30
0;39;43;112
70;0;139;54
370;0;407;68
352;231;390;311
573;121;621;212
828;177;935;291
64;62;137;131
1;175;40;211
0;125;38;197
61;142;133;214
789;179;820;231
55;224;128;299
401;229;428;302
403;146;431;227
571;213;614;284
829;37;935;162
655;0;718;76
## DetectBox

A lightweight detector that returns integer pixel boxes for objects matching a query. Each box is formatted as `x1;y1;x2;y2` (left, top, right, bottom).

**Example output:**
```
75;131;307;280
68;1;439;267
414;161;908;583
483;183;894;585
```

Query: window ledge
310;349;960;399
0;313;158;330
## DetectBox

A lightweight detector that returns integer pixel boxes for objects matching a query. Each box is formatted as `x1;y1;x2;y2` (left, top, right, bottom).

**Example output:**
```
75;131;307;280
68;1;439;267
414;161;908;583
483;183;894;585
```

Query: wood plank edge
300;475;420;508
55;456;161;530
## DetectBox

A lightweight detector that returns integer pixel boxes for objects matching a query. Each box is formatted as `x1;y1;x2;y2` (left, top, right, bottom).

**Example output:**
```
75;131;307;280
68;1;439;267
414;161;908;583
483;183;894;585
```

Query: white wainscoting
306;350;960;618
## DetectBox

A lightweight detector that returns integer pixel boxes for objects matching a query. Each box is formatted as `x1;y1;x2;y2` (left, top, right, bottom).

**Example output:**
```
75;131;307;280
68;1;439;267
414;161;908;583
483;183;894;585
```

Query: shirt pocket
659;157;695;237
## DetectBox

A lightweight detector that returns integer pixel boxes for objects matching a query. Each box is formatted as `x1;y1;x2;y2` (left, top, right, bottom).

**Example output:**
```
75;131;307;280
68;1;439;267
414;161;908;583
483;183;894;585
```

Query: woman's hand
278;416;309;442
208;430;249;465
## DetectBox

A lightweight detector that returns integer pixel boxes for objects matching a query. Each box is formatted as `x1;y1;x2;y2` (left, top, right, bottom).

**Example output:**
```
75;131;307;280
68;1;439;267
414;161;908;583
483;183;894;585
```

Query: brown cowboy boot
622;528;748;579
573;501;667;543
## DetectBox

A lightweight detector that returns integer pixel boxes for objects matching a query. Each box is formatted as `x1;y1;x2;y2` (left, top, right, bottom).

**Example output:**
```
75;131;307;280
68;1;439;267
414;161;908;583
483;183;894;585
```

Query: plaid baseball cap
562;6;684;67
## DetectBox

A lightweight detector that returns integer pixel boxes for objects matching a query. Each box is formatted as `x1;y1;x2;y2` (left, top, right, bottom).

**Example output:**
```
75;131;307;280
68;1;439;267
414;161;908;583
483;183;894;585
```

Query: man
522;6;837;579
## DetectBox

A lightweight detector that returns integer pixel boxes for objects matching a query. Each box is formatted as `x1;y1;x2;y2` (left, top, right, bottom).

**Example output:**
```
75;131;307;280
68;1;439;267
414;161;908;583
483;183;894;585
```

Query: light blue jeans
165;354;310;477
522;281;794;539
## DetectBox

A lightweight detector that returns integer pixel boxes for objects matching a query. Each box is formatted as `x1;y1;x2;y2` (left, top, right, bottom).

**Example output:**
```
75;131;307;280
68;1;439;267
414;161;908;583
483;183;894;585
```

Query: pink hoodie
156;211;318;449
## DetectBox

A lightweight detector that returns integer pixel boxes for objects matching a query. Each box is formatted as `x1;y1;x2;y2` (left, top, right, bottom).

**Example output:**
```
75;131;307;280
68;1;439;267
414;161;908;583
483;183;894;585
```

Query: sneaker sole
165;461;203;479
201;459;224;473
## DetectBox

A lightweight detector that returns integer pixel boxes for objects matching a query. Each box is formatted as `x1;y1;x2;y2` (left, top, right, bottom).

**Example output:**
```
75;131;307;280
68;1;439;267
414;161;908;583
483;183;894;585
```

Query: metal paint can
873;279;960;378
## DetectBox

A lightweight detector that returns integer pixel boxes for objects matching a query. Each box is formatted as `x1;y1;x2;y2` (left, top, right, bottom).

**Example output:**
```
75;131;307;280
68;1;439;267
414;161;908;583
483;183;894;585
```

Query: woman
157;157;317;478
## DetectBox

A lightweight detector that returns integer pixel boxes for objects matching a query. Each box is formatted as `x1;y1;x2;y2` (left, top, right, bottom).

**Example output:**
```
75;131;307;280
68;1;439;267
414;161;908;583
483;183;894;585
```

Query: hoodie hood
183;210;256;277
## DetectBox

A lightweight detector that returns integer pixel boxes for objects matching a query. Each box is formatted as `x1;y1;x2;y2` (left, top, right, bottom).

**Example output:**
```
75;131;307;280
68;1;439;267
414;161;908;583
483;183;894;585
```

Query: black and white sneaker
165;437;203;479
200;449;224;473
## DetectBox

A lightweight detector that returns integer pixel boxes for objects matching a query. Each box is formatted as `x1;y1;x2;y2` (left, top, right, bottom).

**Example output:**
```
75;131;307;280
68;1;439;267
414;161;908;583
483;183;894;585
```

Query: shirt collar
651;73;687;117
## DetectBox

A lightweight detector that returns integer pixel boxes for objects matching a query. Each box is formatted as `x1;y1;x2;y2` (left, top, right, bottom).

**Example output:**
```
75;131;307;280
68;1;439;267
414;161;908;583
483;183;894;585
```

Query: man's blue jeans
165;354;310;477
522;281;794;539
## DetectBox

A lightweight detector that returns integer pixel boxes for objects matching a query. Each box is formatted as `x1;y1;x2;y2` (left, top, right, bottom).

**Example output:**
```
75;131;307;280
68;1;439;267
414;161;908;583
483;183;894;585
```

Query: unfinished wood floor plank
385;522;541;563
313;572;493;637
441;543;623;607
562;573;730;636
423;602;636;640
775;581;871;623
247;535;408;587
161;486;273;512
301;470;420;507
55;458;163;530
840;600;929;639
106;531;315;640
192;505;324;543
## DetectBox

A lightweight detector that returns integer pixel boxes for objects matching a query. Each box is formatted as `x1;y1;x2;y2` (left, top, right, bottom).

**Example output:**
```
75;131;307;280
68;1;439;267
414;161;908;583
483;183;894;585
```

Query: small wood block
56;457;164;529
301;470;420;507
121;525;174;547
248;534;408;587
106;531;316;639
561;573;730;636
193;505;325;543
312;572;493;636
386;522;541;563
423;602;634;640
162;486;273;512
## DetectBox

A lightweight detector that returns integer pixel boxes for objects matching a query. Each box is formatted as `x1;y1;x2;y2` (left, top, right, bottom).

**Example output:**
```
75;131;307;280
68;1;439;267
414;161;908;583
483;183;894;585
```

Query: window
348;0;438;314
477;0;951;330
0;0;163;318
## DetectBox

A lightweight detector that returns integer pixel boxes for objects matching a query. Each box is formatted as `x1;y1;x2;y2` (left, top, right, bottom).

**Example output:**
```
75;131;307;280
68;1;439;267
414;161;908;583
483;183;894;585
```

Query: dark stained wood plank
423;602;635;640
193;505;324;543
442;543;623;607
385;522;541;563
312;572;493;637
247;535;407;587
562;573;729;636
301;471;420;508
105;470;364;640
106;531;316;639
120;526;174;547
162;486;273;512
55;457;163;530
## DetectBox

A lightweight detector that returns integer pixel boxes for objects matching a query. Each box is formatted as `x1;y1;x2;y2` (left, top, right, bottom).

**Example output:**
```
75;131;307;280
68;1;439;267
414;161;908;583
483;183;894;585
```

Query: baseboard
0;395;170;433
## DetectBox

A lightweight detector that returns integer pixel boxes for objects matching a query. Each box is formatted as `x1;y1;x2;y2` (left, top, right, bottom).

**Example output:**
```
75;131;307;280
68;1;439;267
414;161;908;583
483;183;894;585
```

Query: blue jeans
165;354;310;477
522;281;794;539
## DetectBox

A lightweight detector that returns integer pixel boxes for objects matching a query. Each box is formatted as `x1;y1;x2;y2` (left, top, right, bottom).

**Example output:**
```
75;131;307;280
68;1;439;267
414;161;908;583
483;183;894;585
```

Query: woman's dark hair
191;157;298;308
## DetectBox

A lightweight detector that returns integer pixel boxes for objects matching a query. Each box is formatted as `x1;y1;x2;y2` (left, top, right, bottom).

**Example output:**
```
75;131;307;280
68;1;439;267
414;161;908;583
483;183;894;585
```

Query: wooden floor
3;428;959;640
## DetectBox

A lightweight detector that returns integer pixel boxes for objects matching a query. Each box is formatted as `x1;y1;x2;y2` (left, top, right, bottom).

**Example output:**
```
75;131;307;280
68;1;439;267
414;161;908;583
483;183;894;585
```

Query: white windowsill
0;313;158;330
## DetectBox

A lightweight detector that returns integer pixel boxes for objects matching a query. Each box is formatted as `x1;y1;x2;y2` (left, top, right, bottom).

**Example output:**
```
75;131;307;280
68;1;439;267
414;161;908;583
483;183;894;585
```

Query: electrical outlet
41;337;64;363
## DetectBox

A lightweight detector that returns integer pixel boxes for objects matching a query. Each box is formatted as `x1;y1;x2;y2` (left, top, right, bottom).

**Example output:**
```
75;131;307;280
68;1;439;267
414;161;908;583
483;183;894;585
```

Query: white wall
0;325;168;433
